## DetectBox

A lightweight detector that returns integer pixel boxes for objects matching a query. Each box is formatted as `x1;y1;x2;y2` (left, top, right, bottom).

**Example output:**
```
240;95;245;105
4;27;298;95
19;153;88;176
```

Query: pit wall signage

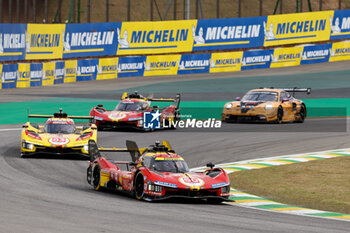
2;10;350;62
2;41;350;89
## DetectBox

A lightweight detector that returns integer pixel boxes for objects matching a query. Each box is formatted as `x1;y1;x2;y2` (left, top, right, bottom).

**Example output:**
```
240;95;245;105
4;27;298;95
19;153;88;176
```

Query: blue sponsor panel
54;61;65;84
193;17;266;52
177;53;211;75
1;64;18;89
63;23;121;58
30;63;43;87
0;24;27;61
76;59;99;81
300;43;332;65
330;9;350;40
117;56;146;78
241;49;273;70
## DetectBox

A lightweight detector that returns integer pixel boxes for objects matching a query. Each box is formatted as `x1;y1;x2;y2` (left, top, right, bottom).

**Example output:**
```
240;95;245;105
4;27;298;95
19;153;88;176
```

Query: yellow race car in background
21;109;97;158
222;88;311;123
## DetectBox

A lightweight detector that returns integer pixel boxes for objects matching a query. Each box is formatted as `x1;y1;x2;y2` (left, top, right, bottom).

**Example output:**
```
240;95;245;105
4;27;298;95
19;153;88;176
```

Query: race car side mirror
97;104;103;108
206;162;215;169
235;97;241;101
129;162;137;167
152;105;159;109
282;98;290;103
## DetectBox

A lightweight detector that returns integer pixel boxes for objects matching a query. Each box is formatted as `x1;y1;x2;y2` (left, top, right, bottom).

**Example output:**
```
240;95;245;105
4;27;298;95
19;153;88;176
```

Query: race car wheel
295;104;306;123
276;106;283;124
134;173;144;200
92;164;101;191
87;166;92;185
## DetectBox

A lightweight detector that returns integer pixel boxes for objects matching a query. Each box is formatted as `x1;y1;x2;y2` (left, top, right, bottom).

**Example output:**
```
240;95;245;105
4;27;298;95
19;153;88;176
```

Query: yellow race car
222;87;311;123
21;109;97;158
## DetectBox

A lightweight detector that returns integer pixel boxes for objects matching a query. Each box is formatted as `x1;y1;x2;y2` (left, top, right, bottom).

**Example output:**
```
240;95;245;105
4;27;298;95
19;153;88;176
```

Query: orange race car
222;87;311;123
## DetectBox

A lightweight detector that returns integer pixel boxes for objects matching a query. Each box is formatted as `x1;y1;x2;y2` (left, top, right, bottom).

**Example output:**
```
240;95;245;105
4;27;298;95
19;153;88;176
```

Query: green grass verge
229;157;350;214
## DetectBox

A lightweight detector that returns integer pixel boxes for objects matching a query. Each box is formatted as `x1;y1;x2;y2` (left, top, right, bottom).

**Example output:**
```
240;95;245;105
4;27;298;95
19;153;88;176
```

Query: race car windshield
242;92;278;102
45;123;76;134
152;160;189;173
115;102;145;111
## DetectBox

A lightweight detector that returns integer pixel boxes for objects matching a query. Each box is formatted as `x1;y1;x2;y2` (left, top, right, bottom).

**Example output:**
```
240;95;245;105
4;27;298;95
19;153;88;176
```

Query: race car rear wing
260;87;311;96
121;92;181;109
28;108;94;121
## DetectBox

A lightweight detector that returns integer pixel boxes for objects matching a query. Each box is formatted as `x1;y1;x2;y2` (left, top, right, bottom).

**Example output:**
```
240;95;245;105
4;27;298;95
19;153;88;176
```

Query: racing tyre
276;106;283;124
134;173;144;200
92;164;101;191
295;104;306;123
87;166;92;185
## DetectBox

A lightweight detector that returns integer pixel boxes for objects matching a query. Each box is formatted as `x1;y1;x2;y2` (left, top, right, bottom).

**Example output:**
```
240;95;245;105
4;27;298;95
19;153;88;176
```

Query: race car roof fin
121;92;128;100
162;140;175;153
126;140;141;162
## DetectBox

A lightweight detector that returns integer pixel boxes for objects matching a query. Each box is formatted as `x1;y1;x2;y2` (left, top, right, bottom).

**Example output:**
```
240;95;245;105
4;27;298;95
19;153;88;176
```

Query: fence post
0;0;2;23
217;0;219;18
280;0;282;13
9;0;12;23
174;0;177;20
44;0;48;23
238;0;241;18
87;0;90;23
319;0;322;11
259;0;262;16
127;0;131;21
106;0;109;22
339;0;341;10
16;0;20;23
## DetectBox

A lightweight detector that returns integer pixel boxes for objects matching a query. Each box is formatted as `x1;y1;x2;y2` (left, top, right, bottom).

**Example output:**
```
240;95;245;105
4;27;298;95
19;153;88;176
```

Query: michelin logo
242;55;270;66
63;31;115;50
77;66;95;75
117;62;143;72
301;49;329;60
330;15;350;34
143;110;161;129
177;59;209;70
0;32;26;54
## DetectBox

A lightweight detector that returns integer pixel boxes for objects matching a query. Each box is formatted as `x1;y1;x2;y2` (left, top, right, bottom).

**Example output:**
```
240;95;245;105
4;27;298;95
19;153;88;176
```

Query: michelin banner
2;10;350;62
1;41;350;89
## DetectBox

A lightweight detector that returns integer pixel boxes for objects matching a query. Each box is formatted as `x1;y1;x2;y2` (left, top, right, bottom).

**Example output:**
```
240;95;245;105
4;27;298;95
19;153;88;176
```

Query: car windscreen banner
63;23;120;59
193;17;266;51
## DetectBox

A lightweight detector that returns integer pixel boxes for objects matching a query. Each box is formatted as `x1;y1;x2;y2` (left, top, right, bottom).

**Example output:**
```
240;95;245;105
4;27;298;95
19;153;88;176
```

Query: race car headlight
83;144;89;152
128;117;143;121
221;185;230;194
148;184;162;193
265;104;273;110
137;119;143;126
22;141;34;150
225;103;233;110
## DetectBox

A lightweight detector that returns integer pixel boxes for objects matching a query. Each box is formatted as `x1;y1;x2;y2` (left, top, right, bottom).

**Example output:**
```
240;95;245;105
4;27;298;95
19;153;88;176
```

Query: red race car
90;92;180;131
86;140;232;203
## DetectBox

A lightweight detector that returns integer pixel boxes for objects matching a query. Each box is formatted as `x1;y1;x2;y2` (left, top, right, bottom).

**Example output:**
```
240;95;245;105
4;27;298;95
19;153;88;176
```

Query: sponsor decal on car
179;176;204;187
48;137;70;146
108;112;126;120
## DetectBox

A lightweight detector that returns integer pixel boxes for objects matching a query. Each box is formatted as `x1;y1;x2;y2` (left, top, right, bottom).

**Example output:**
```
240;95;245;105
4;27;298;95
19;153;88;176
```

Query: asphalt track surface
1;62;350;232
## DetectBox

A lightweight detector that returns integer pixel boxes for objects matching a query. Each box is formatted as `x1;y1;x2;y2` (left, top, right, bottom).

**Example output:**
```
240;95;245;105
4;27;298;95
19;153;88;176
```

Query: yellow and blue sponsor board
177;53;211;75
0;24;26;61
270;46;303;68
209;51;243;73
117;56;146;78
96;57;118;80
63;23;120;58
300;43;332;65
25;24;65;60
76;59;99;82
42;61;55;86
1;63;18;89
241;49;273;70
17;63;30;88
330;9;350;40
64;60;77;83
143;54;180;76
55;61;65;84
117;20;196;55
30;63;43;87
329;41;350;62
193;17;265;51
264;11;333;46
